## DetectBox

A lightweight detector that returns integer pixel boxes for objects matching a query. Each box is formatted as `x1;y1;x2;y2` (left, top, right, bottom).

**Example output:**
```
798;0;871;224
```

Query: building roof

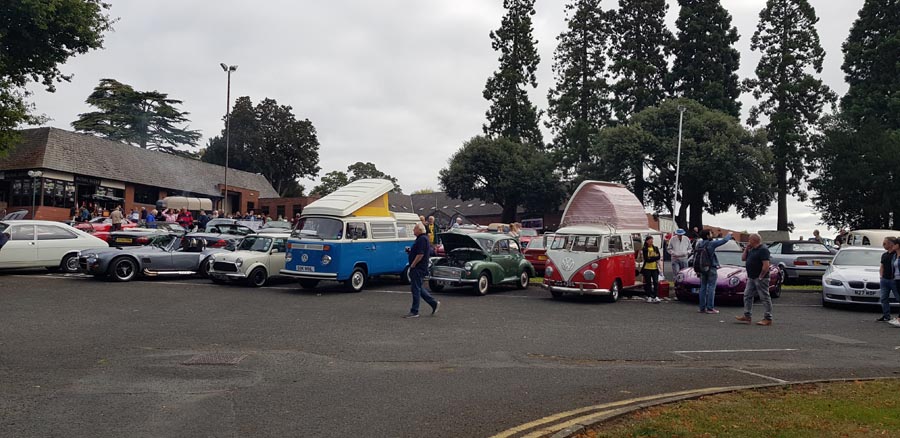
0;127;278;198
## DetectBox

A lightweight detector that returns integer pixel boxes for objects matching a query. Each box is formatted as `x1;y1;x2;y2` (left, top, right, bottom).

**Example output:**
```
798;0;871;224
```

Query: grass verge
577;380;900;438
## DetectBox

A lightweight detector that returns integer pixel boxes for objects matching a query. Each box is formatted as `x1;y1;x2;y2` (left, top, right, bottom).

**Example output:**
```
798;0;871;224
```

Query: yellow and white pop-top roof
302;179;397;218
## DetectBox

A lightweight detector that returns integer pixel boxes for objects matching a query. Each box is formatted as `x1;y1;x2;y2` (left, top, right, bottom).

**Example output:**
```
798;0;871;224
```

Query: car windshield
832;250;883;266
294;217;343;240
151;234;177;248
550;235;570;250
0;222;7;233
788;243;831;254
519;229;538;237
238;236;272;252
526;237;545;249
158;223;185;233
716;251;744;266
262;221;290;229
90;217;107;223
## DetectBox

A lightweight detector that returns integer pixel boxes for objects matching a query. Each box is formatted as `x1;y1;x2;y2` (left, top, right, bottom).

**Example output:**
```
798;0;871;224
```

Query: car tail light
538;255;547;260
136;237;150;244
210;239;227;248
793;260;808;266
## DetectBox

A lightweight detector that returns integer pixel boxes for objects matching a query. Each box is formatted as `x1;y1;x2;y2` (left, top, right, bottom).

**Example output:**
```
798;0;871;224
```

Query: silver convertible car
78;234;230;282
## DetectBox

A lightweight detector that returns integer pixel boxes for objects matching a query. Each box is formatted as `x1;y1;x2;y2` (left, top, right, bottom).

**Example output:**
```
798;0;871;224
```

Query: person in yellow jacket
641;235;661;303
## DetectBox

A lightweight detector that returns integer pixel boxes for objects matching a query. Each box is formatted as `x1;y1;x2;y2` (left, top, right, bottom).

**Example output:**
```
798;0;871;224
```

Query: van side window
346;222;367;239
608;235;624;253
862;236;870;245
370;222;396;240
622;236;633;252
509;239;520;253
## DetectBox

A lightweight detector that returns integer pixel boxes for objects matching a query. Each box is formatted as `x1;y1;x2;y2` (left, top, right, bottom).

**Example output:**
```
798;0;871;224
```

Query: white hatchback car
208;232;290;287
821;246;896;308
0;220;108;273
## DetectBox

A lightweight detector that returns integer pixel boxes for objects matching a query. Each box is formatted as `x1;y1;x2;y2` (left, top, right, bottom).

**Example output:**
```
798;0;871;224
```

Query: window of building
10;178;37;207
42;179;75;209
133;185;159;205
276;205;285;219
292;205;303;217
247;202;255;211
261;206;270;216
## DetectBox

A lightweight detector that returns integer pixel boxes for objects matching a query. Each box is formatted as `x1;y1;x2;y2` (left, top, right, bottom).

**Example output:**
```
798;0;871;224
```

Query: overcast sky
27;0;864;237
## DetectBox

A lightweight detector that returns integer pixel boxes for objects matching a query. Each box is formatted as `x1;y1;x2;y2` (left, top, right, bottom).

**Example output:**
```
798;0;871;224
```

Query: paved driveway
1;273;898;437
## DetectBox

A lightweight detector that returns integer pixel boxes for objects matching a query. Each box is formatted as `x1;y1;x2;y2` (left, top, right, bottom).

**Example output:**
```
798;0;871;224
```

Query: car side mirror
271;248;280;254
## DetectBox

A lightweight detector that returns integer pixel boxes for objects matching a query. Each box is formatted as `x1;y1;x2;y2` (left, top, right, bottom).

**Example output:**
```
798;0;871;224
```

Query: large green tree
439;136;563;223
809;0;900;229
72;78;202;157
588;99;774;229
202;96;321;198
546;0;613;178
744;0;835;232
310;162;401;197
483;0;543;147
669;0;742;118
0;0;112;153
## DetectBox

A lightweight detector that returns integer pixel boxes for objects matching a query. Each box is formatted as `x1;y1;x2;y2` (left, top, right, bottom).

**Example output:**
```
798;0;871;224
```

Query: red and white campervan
542;181;660;302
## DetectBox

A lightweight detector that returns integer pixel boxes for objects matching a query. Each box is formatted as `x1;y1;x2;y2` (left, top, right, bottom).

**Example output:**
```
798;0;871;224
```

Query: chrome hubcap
352;272;364;289
65;257;78;271
117;263;133;278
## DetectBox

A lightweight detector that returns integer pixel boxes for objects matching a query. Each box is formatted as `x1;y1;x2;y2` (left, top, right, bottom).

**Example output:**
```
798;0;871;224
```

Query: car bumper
541;283;612;296
279;269;338;280
210;270;248;280
78;256;106;274
782;266;827;279
428;276;478;286
822;283;896;306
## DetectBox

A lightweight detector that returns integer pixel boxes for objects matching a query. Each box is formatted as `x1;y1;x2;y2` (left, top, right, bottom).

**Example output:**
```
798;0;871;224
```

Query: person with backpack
693;229;733;314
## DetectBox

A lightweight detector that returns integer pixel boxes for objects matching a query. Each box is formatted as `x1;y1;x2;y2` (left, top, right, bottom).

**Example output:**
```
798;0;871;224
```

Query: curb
509;376;900;438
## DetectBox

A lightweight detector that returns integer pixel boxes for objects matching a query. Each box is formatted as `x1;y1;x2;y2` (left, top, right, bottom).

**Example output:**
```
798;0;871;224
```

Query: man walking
736;233;774;326
109;206;124;232
404;223;440;318
667;228;691;278
878;236;899;322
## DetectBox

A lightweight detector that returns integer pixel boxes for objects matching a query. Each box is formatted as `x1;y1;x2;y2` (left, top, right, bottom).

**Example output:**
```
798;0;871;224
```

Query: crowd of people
67;202;291;233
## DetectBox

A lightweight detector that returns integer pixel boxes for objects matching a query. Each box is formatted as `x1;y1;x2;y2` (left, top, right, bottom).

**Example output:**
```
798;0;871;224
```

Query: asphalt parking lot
2;272;899;438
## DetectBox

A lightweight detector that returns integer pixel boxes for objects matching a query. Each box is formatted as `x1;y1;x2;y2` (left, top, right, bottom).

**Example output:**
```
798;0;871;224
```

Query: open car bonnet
438;232;487;253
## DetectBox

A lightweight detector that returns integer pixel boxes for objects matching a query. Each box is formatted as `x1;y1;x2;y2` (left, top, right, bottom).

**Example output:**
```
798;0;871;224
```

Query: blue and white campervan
280;179;420;292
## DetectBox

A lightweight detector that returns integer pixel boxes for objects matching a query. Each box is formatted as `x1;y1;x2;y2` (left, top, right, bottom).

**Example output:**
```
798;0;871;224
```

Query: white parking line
673;348;799;354
729;368;788;383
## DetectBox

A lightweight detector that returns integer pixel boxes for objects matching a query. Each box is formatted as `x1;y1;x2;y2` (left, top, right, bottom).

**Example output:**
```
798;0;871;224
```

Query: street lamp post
673;106;686;227
27;170;43;219
220;63;238;214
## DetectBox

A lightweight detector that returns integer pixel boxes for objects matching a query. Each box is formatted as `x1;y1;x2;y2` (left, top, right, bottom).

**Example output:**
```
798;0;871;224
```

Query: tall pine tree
609;0;673;121
546;0;613;177
809;0;900;229
670;0;741;118
483;0;544;147
745;0;835;232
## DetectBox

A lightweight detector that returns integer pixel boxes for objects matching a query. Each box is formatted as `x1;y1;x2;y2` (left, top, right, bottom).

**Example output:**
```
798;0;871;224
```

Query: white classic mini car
208;232;291;287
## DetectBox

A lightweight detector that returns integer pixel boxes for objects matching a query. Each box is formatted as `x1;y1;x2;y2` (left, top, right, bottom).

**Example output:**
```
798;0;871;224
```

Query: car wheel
60;253;79;273
199;257;213;278
110;257;137;282
516;270;530;290
400;266;411;285
346;267;367;292
300;279;320;290
474;272;491;296
247;267;267;287
428;280;444;292
602;280;621;303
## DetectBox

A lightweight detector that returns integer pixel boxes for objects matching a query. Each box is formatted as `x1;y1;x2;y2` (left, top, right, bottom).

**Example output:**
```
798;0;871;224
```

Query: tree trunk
633;163;646;207
687;190;704;232
776;164;788;231
677;202;688;230
500;203;518;224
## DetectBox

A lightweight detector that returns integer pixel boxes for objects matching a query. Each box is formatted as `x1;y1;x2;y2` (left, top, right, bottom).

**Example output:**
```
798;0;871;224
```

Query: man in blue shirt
736;233;774;326
695;229;733;314
404;223;440;318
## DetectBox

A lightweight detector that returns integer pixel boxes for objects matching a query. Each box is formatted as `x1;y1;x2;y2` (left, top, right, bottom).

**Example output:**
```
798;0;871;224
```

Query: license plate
115;238;132;243
691;288;699;294
813;260;821;266
295;265;314;272
853;289;876;296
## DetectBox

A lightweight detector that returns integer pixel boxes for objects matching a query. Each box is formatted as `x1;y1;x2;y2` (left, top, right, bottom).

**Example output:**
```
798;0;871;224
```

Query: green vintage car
428;232;535;295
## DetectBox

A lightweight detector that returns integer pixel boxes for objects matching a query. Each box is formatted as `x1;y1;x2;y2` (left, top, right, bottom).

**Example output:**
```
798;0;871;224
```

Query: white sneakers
645;297;661;303
889;318;900;328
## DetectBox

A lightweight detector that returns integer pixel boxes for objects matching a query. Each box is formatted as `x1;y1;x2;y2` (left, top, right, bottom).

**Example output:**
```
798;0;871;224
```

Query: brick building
0;128;279;221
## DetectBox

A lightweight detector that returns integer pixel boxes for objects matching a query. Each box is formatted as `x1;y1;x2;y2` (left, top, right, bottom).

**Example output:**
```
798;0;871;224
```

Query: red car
518;228;539;248
75;217;137;242
524;233;553;276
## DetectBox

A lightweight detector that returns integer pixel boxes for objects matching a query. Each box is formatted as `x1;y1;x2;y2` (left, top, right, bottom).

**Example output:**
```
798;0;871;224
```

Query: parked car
205;222;255;236
523;233;554;276
674;240;784;303
186;227;249;249
843;229;899;248
768;240;835;282
208;232;291;287
74;217;138;241
821;246;895;308
107;223;186;247
78;234;228;281
0;220;108;273
427;232;534;295
259;220;291;231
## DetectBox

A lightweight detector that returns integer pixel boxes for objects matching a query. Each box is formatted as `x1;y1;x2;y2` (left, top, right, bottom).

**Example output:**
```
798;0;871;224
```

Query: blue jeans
410;269;437;315
698;268;718;310
879;278;899;319
671;257;688;278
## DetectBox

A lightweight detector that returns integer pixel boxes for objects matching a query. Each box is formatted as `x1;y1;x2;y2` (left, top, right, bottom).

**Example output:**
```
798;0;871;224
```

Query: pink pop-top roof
560;181;649;229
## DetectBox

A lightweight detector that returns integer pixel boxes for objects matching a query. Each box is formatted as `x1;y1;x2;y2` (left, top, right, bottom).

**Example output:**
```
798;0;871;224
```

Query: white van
845;229;899;247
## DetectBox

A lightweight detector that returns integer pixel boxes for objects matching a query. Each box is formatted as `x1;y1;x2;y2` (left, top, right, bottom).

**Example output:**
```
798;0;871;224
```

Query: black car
108;223;186;247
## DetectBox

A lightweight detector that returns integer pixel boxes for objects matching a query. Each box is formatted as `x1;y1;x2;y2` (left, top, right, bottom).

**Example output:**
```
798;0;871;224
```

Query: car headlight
583;269;595;281
321;254;332;265
235;258;243;267
728;277;740;287
675;273;684;283
464;262;473;271
826;277;842;286
545;266;554;278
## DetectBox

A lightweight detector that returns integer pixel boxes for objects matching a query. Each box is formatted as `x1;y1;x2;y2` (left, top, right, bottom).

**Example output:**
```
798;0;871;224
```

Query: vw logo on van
561;257;576;271
301;254;309;262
